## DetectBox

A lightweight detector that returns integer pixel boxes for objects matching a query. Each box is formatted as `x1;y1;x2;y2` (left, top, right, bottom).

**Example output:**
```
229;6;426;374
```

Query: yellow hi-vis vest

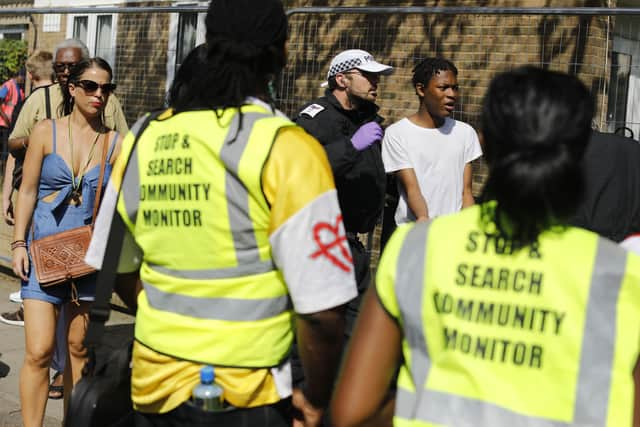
117;105;296;368
377;204;640;427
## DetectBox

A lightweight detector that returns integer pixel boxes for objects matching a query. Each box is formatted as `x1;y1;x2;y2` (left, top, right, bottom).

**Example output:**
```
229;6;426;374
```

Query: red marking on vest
310;214;353;273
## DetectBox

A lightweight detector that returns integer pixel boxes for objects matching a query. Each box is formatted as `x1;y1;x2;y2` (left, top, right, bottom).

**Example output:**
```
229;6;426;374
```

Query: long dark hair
193;0;287;111
167;44;208;112
480;66;595;245
61;57;113;116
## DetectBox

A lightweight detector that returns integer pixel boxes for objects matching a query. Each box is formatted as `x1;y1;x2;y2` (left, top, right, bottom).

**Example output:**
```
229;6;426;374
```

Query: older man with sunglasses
1;38;128;402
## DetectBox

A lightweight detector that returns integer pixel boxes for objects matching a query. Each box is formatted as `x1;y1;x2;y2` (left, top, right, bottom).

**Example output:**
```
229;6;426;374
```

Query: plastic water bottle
192;366;224;411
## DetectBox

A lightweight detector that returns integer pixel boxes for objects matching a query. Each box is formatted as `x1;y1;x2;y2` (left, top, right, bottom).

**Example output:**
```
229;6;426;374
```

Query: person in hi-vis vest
330;67;640;427
85;1;357;426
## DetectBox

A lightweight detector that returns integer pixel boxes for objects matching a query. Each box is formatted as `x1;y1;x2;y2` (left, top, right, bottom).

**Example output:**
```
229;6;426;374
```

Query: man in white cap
295;49;393;340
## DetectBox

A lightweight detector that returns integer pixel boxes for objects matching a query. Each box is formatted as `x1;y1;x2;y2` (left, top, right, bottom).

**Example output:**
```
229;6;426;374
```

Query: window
607;52;632;136
67;13;117;74
0;25;28;40
176;13;198;71
95;16;113;59
166;3;207;93
73;16;88;43
43;14;61;33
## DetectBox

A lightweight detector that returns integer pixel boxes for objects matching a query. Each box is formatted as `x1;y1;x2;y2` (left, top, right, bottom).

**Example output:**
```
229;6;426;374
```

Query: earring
267;77;277;102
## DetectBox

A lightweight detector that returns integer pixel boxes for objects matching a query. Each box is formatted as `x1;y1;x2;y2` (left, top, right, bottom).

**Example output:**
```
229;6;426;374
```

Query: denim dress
21;121;118;305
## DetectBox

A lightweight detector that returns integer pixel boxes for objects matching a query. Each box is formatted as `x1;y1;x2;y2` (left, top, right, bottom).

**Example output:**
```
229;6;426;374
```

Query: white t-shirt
382;117;482;223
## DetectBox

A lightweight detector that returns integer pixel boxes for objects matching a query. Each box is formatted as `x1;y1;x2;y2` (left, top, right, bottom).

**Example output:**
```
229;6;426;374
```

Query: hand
3;198;14;225
351;122;383;151
416;216;430;223
292;388;324;427
12;246;29;281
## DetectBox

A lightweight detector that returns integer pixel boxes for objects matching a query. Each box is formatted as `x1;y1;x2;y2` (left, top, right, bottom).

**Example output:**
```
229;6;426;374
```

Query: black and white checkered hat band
327;55;375;78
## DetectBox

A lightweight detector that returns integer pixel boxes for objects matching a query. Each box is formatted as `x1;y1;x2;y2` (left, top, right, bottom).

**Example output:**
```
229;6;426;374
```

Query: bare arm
397;168;429;221
294;305;346;427
462;162;475;208
12;121;48;280
331;288;401;427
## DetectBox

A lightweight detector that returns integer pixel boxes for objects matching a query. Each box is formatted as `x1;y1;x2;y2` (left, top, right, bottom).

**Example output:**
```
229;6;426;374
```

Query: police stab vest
382;205;640;427
117;105;296;368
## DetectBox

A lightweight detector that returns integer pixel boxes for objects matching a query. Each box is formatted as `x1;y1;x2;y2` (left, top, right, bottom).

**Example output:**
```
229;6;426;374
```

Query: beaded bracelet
10;240;27;250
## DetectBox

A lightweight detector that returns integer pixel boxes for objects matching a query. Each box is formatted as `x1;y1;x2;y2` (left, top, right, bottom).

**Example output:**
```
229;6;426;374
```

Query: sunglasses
75;80;117;95
53;62;78;73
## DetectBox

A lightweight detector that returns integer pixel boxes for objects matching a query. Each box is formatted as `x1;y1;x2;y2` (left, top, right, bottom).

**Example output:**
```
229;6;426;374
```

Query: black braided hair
412;57;458;88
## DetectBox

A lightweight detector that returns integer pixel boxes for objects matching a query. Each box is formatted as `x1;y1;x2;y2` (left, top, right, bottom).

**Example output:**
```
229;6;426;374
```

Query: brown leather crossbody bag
30;133;109;287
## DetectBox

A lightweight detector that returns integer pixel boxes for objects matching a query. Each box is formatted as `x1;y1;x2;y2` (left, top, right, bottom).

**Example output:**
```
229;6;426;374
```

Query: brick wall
281;0;615;194
21;2;616;142
116;2;171;124
20;1;618;188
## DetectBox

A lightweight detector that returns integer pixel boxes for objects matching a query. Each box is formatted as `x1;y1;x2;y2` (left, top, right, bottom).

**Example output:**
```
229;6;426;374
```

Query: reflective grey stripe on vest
121;114;149;223
395;235;626;426
219;112;272;268
143;280;291;321
395;221;431;419
122;111;277;277
147;261;274;279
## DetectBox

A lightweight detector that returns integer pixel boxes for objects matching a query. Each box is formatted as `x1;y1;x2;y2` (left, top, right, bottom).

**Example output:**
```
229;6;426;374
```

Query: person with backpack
0;67;25;170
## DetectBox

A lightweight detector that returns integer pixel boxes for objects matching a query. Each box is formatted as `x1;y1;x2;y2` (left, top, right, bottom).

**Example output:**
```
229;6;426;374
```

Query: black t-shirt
570;130;640;242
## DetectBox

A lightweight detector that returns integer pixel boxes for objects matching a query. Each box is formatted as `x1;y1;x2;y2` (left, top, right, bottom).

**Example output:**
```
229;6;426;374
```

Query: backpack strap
44;86;51;119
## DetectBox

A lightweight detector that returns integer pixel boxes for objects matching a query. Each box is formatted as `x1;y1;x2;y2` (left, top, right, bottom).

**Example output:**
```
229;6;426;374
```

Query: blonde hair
26;50;54;82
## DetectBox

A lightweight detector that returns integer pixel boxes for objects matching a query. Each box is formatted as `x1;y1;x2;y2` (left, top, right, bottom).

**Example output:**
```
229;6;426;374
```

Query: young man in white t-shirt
382;58;482;224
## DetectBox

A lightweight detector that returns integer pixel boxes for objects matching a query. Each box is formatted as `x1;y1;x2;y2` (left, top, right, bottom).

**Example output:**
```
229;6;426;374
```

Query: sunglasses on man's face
53;62;78;73
75;80;117;95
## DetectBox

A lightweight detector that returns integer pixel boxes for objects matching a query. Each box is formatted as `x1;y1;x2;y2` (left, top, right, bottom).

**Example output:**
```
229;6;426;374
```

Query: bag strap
83;109;165;353
44;86;51;119
91;132;109;227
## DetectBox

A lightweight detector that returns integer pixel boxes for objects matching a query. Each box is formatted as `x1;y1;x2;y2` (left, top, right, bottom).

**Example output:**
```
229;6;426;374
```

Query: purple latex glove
351;122;383;151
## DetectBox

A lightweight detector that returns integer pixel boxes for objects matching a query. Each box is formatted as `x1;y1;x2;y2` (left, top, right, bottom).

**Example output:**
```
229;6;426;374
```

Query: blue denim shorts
21;255;97;305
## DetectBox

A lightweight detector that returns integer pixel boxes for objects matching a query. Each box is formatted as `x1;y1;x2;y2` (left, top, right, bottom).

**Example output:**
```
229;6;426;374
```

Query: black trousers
344;234;371;338
134;399;292;427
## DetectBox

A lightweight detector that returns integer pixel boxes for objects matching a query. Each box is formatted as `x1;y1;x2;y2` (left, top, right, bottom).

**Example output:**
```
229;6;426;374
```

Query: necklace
67;118;101;205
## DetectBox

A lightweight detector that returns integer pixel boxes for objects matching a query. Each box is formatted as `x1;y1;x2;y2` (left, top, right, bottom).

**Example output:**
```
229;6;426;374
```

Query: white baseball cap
325;49;394;81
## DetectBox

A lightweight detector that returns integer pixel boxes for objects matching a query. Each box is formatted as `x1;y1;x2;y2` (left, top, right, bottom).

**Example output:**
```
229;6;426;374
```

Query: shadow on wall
280;0;609;128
